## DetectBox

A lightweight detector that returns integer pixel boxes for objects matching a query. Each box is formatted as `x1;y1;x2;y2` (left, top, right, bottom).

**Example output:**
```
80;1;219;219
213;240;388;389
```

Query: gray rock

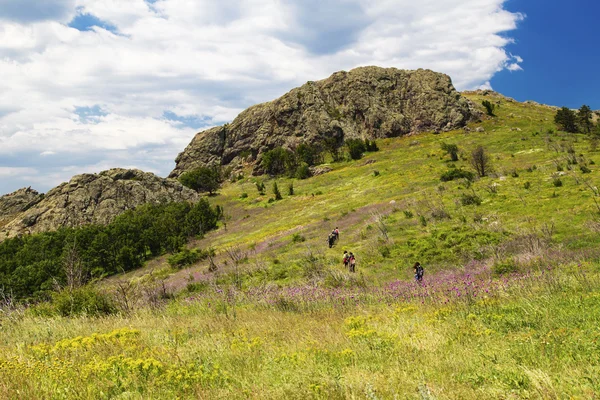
170;66;474;177
0;168;199;240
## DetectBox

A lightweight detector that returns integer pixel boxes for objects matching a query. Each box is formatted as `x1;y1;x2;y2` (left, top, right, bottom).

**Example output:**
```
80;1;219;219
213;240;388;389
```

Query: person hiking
334;227;340;241
342;250;349;269
328;233;335;248
413;262;424;282
349;252;356;273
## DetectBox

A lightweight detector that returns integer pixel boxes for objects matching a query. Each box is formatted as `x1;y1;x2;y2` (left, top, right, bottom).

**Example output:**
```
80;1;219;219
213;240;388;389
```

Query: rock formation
170;66;474;177
0;169;198;240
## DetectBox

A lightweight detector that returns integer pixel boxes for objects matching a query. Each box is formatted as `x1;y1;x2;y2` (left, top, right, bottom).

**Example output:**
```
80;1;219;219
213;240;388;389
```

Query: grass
2;92;600;398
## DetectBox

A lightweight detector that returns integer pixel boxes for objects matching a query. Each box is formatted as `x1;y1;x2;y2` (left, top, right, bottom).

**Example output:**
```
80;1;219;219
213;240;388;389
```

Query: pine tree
578;105;593;133
554;107;578;133
273;182;282;200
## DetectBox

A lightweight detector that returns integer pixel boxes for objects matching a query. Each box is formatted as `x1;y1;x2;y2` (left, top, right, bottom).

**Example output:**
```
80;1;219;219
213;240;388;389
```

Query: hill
170;66;475;177
0;168;198;240
1;89;600;398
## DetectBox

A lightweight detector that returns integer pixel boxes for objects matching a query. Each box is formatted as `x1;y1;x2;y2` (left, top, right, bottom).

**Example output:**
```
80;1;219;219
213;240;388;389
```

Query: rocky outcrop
0;187;44;227
0;169;199;240
170;66;474;177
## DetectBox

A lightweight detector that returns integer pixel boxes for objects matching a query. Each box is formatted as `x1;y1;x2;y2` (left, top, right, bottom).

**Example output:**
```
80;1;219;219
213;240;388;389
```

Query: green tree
441;142;459;161
345;139;366;160
482;100;496;116
554;107;579;133
273;182;282;200
261;147;297;176
578;105;593;133
179;166;222;194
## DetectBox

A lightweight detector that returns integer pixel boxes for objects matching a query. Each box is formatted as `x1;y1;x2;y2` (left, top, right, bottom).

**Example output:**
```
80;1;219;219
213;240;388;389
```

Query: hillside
1;91;600;399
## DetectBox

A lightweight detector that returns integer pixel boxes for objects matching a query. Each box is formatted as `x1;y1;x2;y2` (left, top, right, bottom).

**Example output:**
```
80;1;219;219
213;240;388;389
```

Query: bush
273;182;282;200
291;233;306;243
460;193;482;206
239;192;248;199
440;169;475;182
255;181;266;195
524;181;531;189
179;166;222;194
345;139;366;160
403;210;414;219
365;139;379;152
53;287;116;317
493;260;518;276
261;147;297;176
168;248;200;268
441;142;459;161
553;178;563;187
482;100;496;116
296;143;323;166
295;163;311;179
288;182;294;195
580;165;592;174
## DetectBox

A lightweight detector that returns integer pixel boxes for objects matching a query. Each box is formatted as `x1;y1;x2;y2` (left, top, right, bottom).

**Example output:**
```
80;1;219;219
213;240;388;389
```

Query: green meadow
1;92;600;399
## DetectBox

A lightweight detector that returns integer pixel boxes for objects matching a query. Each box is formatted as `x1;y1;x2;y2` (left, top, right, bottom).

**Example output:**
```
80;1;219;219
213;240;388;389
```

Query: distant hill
0;169;198;240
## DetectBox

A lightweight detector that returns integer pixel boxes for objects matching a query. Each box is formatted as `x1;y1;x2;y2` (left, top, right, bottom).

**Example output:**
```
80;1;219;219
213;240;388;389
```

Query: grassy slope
2;92;600;399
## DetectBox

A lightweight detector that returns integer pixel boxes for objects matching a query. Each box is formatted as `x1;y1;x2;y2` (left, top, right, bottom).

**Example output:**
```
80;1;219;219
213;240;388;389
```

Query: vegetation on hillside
1;92;600;398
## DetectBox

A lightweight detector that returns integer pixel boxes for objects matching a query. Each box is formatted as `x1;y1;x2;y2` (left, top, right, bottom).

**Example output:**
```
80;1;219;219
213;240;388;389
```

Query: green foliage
295;163;311;179
288;182;294;196
553;178;563;187
493;259;518;276
365;139;379;152
578;105;593;133
179;166;222;194
261;147;297;176
296;143;323;166
52;287;116;317
482;100;496;116
554;107;579;133
291;233;306;243
460;193;482;206
0;199;221;300
441;142;459;161
440;168;475;182
524;181;531;189
273;182;282;200
255;181;266;195
403;210;414;219
580;165;591;174
168;248;200;269
345;139;367;160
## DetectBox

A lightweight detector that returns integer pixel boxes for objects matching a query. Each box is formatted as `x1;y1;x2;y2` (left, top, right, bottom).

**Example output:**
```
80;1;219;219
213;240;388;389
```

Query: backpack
416;265;424;276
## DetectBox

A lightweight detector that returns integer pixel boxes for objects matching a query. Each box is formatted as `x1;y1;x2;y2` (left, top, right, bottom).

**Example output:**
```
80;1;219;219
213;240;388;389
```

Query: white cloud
0;0;524;194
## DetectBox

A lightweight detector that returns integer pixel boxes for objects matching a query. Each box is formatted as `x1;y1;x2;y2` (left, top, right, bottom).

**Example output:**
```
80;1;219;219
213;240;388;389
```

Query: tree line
555;105;599;134
0;199;222;301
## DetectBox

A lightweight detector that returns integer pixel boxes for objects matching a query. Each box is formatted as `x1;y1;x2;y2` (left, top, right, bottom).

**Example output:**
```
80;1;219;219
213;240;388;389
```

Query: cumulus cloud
0;0;524;194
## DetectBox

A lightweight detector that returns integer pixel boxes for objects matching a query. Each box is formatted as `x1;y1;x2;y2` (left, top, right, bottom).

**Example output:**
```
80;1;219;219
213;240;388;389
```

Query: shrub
482;100;496;116
511;169;519;178
345;139;366;160
440;169;475;182
261;147;297;176
295;163;311;179
441;142;459;161
291;233;306;243
53;287;116;317
179;166;222;194
470;146;492;177
255;181;266;195
493;260;518;276
403;210;414;219
460;193;482;206
273;182;282;200
168;248;200;268
524;181;531;189
288;182;294;195
365;139;379;152
373;170;380;177
239;192;248;199
553;178;563;187
580;165;592;174
379;246;391;258
296;143;323;166
419;215;427;227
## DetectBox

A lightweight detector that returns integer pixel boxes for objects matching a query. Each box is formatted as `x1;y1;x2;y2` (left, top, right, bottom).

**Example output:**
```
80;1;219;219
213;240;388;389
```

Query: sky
0;0;597;195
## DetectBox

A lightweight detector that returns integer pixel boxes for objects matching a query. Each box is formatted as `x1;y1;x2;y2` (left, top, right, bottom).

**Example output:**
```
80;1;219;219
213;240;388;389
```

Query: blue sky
0;0;597;195
492;0;600;109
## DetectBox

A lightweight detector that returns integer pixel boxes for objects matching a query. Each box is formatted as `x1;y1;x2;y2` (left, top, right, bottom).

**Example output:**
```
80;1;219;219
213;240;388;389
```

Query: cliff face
0;169;199;240
170;66;474;177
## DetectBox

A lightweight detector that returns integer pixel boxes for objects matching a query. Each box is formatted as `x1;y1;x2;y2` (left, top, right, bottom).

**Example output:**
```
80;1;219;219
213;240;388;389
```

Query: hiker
334;227;340;241
328;233;335;248
414;262;424;282
342;250;349;269
349;252;356;273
